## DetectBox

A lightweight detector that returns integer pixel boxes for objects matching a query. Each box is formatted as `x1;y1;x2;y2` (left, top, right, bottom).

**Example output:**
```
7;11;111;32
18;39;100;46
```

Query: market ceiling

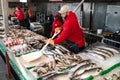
30;0;120;2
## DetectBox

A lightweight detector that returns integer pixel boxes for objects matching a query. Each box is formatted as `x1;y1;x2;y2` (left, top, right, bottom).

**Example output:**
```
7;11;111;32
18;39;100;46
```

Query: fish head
97;67;103;72
90;63;97;67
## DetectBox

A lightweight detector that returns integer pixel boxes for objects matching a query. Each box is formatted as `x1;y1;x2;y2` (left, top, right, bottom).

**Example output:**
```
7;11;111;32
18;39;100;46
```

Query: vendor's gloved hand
55;27;61;34
45;38;54;45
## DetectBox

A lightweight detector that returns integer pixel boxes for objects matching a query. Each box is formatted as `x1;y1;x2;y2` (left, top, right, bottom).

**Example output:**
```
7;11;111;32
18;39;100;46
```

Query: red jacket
14;10;24;20
52;19;63;34
54;11;85;47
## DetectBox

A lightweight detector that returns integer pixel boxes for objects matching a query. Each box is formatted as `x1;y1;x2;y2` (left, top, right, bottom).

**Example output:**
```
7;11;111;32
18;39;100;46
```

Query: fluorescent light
20;0;27;3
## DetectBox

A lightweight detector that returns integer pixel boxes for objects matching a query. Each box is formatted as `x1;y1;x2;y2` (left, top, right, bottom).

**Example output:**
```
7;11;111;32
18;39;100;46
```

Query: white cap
58;5;71;14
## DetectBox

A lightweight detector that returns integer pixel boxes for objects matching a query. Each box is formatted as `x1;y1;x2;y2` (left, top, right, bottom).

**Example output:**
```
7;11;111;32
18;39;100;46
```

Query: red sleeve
13;11;17;17
16;10;24;20
54;20;73;44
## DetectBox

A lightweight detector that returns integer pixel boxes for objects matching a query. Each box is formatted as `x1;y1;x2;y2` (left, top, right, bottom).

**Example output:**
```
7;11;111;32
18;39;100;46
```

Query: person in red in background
13;6;25;27
51;14;63;36
46;5;85;54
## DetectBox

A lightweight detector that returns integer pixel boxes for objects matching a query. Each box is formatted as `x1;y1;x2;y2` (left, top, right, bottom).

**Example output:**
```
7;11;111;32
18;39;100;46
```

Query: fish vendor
51;14;63;36
46;5;85;54
13;6;25;27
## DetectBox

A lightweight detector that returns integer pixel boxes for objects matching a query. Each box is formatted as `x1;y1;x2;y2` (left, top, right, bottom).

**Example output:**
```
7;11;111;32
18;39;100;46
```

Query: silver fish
44;72;69;80
42;71;56;80
87;52;106;60
96;46;119;54
51;50;58;54
57;45;70;53
55;48;64;56
73;67;103;79
89;49;111;58
94;48;114;56
70;59;91;72
55;46;68;54
73;63;97;77
69;60;91;79
118;72;120;78
112;74;118;80
96;47;114;56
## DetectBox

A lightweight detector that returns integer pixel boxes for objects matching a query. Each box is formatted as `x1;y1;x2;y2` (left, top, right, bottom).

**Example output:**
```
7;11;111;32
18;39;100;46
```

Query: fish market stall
0;28;120;80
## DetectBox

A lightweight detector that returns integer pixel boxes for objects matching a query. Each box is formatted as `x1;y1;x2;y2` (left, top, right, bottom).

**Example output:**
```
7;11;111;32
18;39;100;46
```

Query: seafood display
3;38;24;47
96;46;119;54
7;29;47;50
85;45;120;60
3;38;35;56
43;72;69;80
72;63;97;77
0;21;6;39
1;28;119;80
32;50;83;76
73;67;103;80
33;61;56;76
40;59;103;80
103;72;120;80
10;45;35;56
8;29;46;39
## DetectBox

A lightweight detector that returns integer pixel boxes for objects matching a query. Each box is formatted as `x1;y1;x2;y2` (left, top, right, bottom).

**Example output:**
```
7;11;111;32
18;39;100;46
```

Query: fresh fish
112;74;118;80
70;59;91;72
118;72;120;78
56;45;70;53
103;77;111;80
72;67;103;79
94;48;114;56
37;67;48;74
55;46;68;54
86;51;106;60
56;47;66;54
96;47;114;56
43;72;56;80
44;72;69;80
51;50;58;54
69;60;91;79
88;49;111;58
55;48;64;56
96;46;119;54
73;63;97;77
103;77;107;80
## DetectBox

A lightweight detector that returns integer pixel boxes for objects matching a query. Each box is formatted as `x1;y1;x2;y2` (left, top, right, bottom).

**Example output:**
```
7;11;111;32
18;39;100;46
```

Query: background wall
0;0;2;15
1;0;120;32
36;3;82;24
92;2;120;32
4;0;18;15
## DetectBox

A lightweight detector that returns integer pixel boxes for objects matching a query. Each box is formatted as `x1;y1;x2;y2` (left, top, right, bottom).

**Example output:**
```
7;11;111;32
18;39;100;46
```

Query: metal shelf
84;31;120;48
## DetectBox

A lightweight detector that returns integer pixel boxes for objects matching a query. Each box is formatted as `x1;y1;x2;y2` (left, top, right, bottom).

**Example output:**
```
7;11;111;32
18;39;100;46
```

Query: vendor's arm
54;21;73;44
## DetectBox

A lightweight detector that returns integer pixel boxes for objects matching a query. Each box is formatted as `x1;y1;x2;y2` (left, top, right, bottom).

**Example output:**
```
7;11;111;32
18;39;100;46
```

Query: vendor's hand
55;27;61;34
45;38;54;45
